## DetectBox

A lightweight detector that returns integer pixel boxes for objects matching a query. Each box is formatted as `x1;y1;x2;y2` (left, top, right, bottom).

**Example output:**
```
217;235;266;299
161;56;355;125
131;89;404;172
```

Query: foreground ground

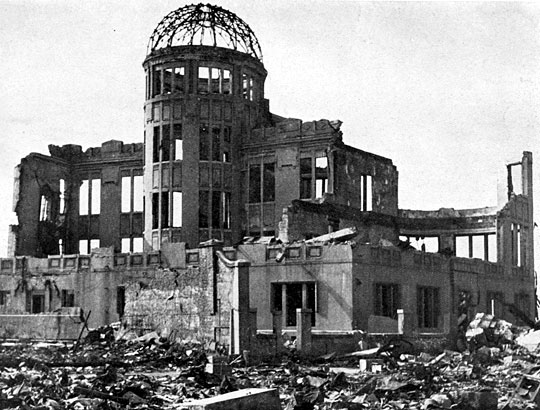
0;331;539;410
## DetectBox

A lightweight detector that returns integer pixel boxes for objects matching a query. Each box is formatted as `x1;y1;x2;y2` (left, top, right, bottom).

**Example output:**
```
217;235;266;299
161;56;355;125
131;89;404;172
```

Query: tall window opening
374;283;400;319
79;178;100;215
173;67;185;93
199;191;209;228
242;73;254;100
39;195;51;222
315;156;328;198
200;125;210;160
173;124;183;160
300;158;312;199
172;192;182;227
360;175;373;211
417;286;440;328
198;67;210;94
61;290;75;307
59;179;66;214
222;192;231;229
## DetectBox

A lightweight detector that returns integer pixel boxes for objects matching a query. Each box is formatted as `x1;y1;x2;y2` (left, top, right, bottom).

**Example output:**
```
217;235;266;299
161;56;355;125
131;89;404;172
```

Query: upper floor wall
10;141;144;258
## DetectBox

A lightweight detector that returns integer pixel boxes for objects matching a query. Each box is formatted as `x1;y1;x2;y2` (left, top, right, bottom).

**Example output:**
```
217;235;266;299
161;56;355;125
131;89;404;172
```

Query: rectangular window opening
173;192;182;227
200;125;210;161
198;66;210;94
173;67;185;93
121;176;131;213
173;124;183;160
133;175;143;212
59;179;66;214
91;179;101;215
417;286;440;329
79;180;89;216
163;68;172;94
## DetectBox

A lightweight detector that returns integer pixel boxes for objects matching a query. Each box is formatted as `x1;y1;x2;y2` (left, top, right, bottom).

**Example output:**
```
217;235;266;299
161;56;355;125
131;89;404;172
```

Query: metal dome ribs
147;4;263;61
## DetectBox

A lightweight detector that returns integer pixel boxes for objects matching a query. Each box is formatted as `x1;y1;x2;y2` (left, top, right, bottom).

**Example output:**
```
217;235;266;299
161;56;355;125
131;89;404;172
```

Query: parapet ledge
250;118;342;143
399;206;497;219
48;140;143;162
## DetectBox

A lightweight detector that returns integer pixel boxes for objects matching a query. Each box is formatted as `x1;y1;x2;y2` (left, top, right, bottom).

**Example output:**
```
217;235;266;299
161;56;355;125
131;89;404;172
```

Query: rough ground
0;330;539;409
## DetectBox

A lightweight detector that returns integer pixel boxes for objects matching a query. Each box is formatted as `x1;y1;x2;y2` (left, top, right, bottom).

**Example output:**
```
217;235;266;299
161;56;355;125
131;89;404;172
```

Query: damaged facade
0;4;535;352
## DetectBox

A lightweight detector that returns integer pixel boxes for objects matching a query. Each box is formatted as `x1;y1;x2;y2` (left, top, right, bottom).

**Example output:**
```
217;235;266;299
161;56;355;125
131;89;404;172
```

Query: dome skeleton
147;3;263;61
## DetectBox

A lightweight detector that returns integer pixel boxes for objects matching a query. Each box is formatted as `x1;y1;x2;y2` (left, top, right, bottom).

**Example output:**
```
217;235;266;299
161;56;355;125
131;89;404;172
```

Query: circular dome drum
147;3;263;61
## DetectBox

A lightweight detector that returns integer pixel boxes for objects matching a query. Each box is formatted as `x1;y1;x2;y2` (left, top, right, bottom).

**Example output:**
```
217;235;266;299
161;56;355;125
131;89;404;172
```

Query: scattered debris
2;318;540;409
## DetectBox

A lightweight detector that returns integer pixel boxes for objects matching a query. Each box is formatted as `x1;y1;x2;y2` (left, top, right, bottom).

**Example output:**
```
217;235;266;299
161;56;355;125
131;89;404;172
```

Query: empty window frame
152;65;185;96
152;192;169;229
198;66;231;95
374;283;400;319
271;282;316;327
242;73;254;100
248;161;275;203
200;125;210;161
173;124;183;160
417;286;440;329
486;291;504;317
121;237;143;253
172;192;182;227
61;290;75;307
39;195;51;222
31;293;45;314
121;173;143;213
360;175;373;211
79;239;100;255
300;153;329;200
59;179;66;214
400;236;440;253
454;233;496;262
0;290;8;306
79;178;100;215
222;192;231;229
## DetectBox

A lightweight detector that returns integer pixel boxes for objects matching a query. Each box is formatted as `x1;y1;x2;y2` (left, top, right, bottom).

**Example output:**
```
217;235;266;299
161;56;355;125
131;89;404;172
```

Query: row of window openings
79;177;143;216
375;284;440;328
400;234;498;263
151;66;253;98
76;238;143;255
152;125;232;163
150;100;233;123
0;289;75;312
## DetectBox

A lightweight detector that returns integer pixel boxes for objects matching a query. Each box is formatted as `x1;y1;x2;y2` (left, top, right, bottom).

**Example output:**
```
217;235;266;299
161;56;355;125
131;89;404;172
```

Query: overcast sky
0;1;538;259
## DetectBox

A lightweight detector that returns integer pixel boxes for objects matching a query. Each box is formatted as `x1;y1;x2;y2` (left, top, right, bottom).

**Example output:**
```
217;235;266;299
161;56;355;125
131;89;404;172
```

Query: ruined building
0;4;535;352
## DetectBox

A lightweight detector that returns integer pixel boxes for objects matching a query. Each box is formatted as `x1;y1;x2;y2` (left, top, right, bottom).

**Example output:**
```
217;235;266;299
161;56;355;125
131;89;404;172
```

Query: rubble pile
2;320;540;409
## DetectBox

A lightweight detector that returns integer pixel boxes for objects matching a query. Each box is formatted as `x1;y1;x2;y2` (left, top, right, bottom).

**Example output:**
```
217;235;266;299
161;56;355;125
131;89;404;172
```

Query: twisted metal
147;3;263;61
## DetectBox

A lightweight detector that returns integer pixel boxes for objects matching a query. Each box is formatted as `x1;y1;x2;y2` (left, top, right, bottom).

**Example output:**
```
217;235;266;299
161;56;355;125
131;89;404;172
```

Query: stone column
296;308;312;352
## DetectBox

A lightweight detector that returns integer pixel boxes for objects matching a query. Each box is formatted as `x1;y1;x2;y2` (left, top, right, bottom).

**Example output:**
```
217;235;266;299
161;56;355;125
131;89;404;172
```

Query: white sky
0;1;538;261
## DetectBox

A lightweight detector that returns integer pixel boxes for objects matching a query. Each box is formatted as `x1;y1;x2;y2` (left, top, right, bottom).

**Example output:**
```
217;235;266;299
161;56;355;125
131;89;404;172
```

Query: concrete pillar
296;308;312;352
230;260;251;355
272;310;283;350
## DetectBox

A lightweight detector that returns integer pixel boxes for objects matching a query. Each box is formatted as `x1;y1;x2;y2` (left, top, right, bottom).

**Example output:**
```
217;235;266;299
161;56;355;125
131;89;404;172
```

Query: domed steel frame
147;3;263;61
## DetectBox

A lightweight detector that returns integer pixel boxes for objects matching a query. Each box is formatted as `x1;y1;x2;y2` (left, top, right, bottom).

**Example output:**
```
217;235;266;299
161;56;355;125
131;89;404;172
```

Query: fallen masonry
2;320;540;410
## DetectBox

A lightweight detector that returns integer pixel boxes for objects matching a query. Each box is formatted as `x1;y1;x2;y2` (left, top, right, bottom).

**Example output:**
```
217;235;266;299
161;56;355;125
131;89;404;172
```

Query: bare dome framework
147;3;263;61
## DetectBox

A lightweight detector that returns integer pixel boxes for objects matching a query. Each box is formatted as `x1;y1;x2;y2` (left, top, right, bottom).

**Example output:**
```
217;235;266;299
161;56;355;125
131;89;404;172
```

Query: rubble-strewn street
2;316;540;410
